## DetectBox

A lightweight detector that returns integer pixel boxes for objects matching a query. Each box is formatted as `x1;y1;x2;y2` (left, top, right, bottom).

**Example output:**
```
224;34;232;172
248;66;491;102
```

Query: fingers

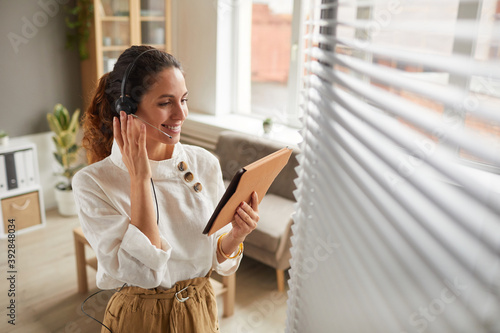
129;114;146;147
115;111;147;158
228;195;261;241
113;111;151;179
113;116;124;149
139;121;147;149
234;196;260;232
233;213;257;232
127;113;133;147
238;192;259;222
238;201;259;223
118;111;143;147
130;113;138;144
120;111;129;148
250;191;259;213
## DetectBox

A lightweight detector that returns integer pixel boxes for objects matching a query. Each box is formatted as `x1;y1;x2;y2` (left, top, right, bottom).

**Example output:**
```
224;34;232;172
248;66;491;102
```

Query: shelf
0;185;40;199
140;16;165;21
100;16;129;22
102;45;129;52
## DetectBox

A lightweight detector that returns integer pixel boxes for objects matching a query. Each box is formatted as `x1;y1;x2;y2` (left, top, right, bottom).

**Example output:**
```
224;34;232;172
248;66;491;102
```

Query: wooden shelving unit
80;0;172;110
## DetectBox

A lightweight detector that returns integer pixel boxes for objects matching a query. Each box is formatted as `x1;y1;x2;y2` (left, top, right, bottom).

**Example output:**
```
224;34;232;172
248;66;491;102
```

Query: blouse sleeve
210;161;243;275
73;171;172;289
212;224;243;275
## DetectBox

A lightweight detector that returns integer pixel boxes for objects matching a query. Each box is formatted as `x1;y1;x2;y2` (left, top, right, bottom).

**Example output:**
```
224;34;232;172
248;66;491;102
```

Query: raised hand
113;111;152;181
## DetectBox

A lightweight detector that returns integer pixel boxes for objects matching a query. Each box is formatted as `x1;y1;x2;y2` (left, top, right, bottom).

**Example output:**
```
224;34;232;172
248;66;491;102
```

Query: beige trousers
101;272;219;333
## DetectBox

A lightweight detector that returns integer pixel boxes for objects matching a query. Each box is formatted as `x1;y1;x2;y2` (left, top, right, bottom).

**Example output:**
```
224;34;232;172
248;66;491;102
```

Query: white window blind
286;1;500;332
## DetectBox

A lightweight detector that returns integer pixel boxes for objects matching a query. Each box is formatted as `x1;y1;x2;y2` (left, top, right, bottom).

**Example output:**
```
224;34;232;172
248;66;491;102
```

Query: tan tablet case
204;147;293;236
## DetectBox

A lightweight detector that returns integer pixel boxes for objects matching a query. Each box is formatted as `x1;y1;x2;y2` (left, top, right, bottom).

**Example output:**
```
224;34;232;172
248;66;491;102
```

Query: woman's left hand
230;191;260;241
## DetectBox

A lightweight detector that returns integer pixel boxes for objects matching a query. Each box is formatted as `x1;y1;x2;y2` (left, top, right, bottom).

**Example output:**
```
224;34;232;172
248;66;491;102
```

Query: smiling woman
81;46;184;164
129;66;189;159
73;45;260;333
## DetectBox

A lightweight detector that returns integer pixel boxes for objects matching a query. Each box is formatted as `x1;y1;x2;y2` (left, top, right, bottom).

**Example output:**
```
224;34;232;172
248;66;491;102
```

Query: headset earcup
114;96;137;115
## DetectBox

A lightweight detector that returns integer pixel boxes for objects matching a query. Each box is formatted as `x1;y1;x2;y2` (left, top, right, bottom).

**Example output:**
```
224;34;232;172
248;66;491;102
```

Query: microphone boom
131;114;173;139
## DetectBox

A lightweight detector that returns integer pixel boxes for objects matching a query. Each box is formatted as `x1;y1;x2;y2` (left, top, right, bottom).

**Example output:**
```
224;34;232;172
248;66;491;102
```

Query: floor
0;209;288;333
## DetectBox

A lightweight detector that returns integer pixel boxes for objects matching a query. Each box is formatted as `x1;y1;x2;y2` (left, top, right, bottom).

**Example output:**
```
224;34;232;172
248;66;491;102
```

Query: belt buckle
175;286;190;302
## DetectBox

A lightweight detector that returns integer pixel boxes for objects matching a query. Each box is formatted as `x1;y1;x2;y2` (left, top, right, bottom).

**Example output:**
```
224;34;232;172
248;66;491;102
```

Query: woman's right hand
114;111;161;248
113;111;152;181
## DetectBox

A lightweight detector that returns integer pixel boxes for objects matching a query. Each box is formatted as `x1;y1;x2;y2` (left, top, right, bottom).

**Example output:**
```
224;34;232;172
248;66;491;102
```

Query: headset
114;48;156;115
114;48;172;139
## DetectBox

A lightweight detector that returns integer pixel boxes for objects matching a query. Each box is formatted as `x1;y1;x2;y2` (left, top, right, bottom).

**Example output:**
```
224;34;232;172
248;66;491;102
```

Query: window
286;1;500;332
232;0;306;127
250;1;293;115
172;0;304;148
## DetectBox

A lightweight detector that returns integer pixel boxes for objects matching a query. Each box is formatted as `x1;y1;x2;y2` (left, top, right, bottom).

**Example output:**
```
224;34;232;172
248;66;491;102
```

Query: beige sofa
215;131;300;291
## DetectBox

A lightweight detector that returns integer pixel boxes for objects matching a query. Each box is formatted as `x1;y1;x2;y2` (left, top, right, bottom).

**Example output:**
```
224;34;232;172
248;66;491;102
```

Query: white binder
14;151;26;188
0;155;6;193
24;149;35;187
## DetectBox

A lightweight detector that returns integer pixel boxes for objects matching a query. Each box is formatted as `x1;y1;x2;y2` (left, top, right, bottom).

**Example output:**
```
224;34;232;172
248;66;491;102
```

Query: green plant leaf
60;131;75;149
66;152;78;166
68;109;81;133
53;103;63;115
47;114;63;135
65;0;93;60
67;144;79;154
70;6;80;15
65;17;79;29
51;135;61;147
61;106;70;130
53;152;63;166
52;104;69;130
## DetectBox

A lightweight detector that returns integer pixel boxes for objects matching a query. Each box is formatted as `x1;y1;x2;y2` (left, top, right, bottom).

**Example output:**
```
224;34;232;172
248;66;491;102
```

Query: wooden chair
73;227;235;317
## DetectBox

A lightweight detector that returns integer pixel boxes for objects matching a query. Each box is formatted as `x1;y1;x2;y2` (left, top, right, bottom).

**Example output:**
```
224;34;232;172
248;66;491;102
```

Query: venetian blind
286;0;500;332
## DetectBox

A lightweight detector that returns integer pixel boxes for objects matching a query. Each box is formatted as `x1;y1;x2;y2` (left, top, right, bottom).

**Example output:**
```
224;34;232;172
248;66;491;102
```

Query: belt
118;269;212;303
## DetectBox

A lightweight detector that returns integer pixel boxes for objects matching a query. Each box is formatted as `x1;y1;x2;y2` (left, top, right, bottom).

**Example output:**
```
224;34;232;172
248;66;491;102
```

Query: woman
73;45;259;332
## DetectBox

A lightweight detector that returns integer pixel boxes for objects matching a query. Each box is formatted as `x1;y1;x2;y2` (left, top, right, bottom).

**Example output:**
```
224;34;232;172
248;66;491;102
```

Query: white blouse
72;141;241;290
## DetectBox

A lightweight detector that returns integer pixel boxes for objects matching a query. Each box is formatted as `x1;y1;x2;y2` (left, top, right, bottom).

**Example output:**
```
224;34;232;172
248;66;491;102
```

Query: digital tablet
203;147;293;236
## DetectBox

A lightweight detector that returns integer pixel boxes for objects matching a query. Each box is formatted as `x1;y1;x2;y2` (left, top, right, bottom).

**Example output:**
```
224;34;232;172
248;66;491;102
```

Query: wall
171;0;218;115
0;0;83;209
0;0;82;137
171;0;234;116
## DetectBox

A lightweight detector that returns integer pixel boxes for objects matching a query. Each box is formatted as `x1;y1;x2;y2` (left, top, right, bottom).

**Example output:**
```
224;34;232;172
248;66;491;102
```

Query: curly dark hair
81;45;183;164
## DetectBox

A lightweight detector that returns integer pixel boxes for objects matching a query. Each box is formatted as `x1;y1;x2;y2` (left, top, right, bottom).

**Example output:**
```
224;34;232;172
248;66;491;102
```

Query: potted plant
0;130;8;146
47;104;85;216
263;117;273;134
65;0;94;60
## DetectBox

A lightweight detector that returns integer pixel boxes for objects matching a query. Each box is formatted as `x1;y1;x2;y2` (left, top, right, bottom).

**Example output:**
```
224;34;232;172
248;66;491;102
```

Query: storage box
2;191;42;234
